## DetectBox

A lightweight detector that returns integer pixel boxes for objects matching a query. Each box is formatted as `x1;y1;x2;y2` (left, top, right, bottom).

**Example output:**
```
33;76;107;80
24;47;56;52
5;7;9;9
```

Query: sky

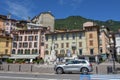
0;0;120;21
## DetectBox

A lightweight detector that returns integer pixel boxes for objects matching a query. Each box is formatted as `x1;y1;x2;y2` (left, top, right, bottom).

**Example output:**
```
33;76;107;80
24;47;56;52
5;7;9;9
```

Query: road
0;71;120;80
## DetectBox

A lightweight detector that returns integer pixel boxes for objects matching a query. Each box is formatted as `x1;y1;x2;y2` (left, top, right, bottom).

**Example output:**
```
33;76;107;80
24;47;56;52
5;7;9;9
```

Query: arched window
21;49;23;54
32;49;35;54
35;49;37;54
28;49;30;54
18;49;20;54
25;49;27;54
12;49;16;54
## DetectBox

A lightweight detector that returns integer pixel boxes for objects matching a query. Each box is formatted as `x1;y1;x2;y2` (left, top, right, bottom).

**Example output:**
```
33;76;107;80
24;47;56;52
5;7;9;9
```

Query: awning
9;55;39;59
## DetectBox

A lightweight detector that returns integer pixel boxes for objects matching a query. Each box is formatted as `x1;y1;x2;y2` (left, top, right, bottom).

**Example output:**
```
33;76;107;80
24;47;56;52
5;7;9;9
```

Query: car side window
81;61;86;64
67;60;74;64
75;60;86;64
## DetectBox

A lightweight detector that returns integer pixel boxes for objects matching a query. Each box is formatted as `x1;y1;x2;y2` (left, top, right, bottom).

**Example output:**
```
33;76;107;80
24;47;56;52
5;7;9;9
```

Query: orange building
83;22;100;62
0;15;6;30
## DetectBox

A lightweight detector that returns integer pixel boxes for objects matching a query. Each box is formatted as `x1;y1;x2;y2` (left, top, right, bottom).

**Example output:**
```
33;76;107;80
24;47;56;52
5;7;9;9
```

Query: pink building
10;27;47;62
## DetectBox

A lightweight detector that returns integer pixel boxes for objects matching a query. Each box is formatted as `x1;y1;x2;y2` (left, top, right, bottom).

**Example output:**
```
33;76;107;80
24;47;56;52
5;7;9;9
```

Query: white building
115;32;120;60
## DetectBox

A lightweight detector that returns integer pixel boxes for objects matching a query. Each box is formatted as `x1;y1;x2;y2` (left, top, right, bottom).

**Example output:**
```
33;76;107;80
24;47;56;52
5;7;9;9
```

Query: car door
63;60;75;71
71;60;83;72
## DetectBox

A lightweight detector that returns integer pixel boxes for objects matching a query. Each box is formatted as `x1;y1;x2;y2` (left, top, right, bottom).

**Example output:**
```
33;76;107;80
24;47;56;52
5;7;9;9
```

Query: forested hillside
55;16;120;31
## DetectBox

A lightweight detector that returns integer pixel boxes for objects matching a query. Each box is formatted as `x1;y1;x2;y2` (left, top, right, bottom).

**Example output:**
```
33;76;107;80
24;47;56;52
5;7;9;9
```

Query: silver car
54;59;93;74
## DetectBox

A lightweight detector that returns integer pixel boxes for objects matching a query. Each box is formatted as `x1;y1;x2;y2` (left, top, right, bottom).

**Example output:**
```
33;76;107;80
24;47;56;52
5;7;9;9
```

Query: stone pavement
0;62;120;74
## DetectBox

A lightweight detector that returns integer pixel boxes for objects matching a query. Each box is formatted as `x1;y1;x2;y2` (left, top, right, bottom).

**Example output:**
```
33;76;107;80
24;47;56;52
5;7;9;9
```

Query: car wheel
56;68;63;74
81;68;88;74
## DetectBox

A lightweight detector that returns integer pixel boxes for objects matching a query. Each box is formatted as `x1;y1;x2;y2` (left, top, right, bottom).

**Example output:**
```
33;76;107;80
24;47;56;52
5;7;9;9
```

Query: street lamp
107;43;116;73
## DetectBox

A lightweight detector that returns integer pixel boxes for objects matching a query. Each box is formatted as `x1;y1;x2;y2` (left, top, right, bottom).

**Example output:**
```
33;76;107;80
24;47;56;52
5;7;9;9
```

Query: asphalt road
0;71;120;80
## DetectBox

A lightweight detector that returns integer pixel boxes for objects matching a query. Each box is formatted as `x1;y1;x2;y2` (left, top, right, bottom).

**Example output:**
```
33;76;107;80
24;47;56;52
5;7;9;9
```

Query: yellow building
0;35;12;60
44;22;112;63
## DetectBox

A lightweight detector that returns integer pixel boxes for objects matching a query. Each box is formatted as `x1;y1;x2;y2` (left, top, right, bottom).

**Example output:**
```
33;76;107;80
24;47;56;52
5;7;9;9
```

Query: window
32;49;37;54
13;42;17;48
79;33;82;39
18;49;23;54
55;35;57;40
66;33;69;40
28;36;33;41
12;49;16;54
32;49;35;54
35;36;38;41
61;43;64;48
45;35;48;41
66;43;69;48
52;35;54;41
61;34;64;40
35;49;37;54
79;49;82;55
21;50;23;54
6;41;9;47
24;49;30;54
24;36;27;41
18;36;22;41
34;42;37;47
89;40;93;46
5;49;8;54
14;36;18;41
72;33;75;40
79;42;82;47
18;49;21;54
19;43;22;48
6;22;9;25
67;60;74;64
25;49;28;54
28;49;30;54
90;49;94;55
23;42;28;48
89;33;93;38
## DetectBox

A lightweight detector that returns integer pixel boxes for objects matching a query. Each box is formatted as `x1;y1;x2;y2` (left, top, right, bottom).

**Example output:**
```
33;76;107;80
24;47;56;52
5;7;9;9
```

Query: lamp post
107;42;116;73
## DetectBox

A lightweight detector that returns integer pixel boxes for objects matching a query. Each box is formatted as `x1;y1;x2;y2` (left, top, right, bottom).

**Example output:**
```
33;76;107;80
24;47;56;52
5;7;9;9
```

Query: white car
54;59;93;74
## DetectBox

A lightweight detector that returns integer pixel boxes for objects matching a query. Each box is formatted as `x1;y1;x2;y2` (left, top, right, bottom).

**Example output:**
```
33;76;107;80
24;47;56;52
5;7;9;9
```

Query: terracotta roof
46;29;84;35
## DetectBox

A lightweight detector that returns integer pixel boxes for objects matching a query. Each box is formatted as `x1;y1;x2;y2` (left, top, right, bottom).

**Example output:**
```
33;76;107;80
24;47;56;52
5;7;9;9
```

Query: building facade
44;22;112;63
10;28;47;62
114;32;120;61
0;35;12;60
0;14;17;34
0;15;6;30
31;12;55;32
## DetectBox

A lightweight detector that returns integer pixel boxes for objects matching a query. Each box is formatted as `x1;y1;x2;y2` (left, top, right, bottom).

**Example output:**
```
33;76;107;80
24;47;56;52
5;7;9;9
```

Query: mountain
55;16;120;32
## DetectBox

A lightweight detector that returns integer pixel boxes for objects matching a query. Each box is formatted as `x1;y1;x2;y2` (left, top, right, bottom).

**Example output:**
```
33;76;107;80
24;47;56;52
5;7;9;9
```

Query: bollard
96;66;98;74
19;65;21;72
31;65;33;72
8;65;10;71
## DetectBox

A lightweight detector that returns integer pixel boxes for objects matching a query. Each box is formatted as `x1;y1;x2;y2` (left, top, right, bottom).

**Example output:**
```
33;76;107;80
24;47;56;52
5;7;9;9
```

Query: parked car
54;59;93;74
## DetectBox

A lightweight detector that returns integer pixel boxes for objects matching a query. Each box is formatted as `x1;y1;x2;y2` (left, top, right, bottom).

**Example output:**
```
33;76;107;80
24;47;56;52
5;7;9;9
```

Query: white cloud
5;1;30;19
59;0;83;9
